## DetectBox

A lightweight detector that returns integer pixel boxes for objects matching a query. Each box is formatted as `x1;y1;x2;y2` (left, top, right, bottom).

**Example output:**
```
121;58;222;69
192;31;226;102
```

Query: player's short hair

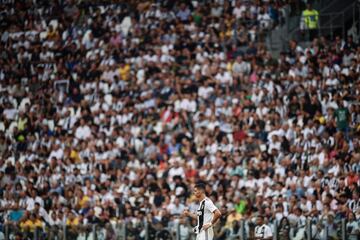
194;182;206;192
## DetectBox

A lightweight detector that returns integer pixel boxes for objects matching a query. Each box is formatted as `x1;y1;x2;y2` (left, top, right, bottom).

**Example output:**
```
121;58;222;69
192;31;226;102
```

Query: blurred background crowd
0;0;359;239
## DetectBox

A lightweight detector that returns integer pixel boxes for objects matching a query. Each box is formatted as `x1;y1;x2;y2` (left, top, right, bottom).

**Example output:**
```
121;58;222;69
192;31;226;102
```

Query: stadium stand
0;0;359;239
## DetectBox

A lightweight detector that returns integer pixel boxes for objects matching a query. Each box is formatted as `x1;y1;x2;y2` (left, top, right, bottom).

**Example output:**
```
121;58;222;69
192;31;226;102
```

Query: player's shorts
196;227;214;240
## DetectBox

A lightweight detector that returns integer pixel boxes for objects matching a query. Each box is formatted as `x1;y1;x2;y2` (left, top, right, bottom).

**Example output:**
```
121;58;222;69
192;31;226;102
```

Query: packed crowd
0;0;359;239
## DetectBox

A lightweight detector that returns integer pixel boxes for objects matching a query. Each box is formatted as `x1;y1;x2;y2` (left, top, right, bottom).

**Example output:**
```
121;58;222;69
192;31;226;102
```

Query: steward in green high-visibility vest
301;4;319;40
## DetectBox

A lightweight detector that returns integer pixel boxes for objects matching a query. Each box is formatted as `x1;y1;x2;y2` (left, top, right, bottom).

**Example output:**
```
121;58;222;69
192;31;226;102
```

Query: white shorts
196;227;214;240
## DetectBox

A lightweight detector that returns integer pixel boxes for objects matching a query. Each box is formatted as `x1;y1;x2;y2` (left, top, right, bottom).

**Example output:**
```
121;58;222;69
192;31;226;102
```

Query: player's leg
197;228;214;240
196;230;205;240
206;228;214;240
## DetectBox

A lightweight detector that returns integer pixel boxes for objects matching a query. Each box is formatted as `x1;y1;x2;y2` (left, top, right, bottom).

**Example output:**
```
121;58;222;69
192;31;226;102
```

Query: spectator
254;215;273;239
167;197;185;216
346;211;359;240
19;212;44;234
228;220;241;239
175;216;193;240
176;3;191;22
278;217;290;240
335;100;350;138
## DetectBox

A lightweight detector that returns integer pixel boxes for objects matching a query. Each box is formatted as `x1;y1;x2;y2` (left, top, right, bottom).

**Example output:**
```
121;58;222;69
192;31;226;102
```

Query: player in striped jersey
183;183;221;240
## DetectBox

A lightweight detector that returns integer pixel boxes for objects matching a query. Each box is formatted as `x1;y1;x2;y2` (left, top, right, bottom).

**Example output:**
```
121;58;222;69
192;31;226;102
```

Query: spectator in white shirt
167;197;185;216
75;118;92;140
254;215;273;239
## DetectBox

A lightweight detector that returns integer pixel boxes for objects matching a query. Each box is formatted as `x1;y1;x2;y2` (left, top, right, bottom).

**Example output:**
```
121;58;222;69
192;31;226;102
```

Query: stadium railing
1;217;359;240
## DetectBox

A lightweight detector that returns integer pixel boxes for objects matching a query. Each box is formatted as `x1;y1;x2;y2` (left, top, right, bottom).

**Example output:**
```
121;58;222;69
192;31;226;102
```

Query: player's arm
183;208;197;220
258;236;272;240
210;208;222;225
202;208;222;230
254;235;271;240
